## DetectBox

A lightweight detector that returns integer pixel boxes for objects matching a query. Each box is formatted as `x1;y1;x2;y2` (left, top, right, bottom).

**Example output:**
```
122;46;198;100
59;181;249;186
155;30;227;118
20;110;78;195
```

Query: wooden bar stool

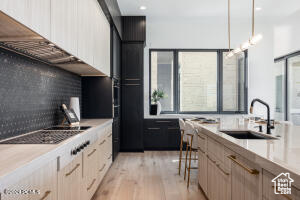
185;121;198;188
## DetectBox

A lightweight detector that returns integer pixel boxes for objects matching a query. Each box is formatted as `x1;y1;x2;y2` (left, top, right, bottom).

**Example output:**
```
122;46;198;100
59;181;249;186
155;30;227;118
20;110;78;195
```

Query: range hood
0;11;103;76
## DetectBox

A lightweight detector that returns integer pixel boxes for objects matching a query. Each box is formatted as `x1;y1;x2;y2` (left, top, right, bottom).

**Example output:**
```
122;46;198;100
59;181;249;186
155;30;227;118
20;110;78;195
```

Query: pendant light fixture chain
226;0;262;58
228;0;231;51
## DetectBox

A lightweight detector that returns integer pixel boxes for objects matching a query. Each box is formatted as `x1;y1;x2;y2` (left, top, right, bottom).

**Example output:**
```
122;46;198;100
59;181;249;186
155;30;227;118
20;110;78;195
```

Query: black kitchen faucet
250;98;274;134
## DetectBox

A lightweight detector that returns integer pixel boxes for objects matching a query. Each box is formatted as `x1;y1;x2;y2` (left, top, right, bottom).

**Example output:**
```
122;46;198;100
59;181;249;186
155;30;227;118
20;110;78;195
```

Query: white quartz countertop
191;119;300;185
0;119;112;187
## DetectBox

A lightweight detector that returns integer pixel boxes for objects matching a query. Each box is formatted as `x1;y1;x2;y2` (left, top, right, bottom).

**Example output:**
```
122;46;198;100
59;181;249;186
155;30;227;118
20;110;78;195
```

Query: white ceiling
117;0;300;19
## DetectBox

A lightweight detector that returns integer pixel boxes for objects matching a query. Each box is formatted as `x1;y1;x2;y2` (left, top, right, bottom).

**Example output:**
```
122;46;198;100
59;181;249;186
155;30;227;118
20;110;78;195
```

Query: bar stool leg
178;131;184;175
187;136;193;188
184;142;189;180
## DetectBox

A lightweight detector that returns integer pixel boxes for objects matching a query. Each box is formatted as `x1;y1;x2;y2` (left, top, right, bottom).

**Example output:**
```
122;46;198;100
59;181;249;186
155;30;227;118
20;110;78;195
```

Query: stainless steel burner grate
0;130;82;144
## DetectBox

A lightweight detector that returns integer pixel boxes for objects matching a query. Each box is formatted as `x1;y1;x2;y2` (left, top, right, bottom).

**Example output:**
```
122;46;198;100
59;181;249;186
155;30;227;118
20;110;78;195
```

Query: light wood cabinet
82;142;99;200
58;153;82;200
51;0;78;56
0;0;51;39
98;135;108;182
229;153;262;200
262;169;300;200
198;148;208;195
77;0;94;67
206;154;231;200
93;0;111;76
0;0;111;76
216;162;231;200
2;159;57;200
207;156;218;200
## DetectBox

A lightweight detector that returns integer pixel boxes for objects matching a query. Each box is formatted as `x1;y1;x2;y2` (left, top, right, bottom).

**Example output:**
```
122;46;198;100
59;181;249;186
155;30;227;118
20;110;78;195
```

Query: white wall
144;16;276;118
274;10;300;58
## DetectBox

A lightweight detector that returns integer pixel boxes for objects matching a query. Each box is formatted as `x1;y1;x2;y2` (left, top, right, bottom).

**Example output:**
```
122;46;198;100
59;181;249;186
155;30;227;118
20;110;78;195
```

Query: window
150;51;175;112
179;51;218;112
274;51;300;125
288;55;300;125
149;49;248;114
274;60;286;121
222;52;247;112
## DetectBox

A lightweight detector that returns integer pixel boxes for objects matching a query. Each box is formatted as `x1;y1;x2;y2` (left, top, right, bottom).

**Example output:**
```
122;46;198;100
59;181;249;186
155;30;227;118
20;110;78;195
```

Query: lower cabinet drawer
197;131;207;153
263;169;300;200
58;154;82;200
2;159;57;200
144;127;167;149
207;137;224;163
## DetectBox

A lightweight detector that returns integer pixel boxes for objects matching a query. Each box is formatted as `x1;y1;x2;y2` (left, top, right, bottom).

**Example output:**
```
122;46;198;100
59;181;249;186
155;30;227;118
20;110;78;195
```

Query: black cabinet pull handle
147;128;160;130
156;121;171;123
124;84;140;86
125;79;140;80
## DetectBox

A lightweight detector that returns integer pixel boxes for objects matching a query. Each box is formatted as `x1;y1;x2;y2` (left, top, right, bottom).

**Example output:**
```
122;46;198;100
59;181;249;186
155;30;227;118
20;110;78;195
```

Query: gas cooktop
44;126;91;131
0;130;82;144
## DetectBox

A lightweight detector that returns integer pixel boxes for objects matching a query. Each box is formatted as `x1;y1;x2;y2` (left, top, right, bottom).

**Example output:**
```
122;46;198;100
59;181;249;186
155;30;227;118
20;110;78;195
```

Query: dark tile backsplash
0;48;81;140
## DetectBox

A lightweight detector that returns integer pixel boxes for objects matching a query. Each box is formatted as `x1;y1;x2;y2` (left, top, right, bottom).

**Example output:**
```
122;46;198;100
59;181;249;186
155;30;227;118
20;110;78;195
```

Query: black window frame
149;49;248;115
274;50;300;121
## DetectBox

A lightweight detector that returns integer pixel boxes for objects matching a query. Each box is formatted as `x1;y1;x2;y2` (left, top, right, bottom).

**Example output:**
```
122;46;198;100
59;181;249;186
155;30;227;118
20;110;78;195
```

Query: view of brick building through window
151;50;246;113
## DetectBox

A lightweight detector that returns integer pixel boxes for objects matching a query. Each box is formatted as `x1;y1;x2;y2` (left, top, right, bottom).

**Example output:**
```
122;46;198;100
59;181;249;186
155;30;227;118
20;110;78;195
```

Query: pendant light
226;0;263;58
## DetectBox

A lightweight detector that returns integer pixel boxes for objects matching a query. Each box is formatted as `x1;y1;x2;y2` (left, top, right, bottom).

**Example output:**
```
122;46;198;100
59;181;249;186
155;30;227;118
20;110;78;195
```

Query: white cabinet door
51;0;78;56
2;159;57;200
82;142;99;200
198;149;208;195
0;0;51;39
92;0;111;76
207;156;218;200
58;154;82;200
99;7;111;76
230;154;262;200
77;0;94;66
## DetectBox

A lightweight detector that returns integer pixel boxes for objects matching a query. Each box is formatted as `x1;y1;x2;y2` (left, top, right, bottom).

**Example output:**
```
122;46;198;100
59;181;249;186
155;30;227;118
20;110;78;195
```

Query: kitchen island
192;118;300;200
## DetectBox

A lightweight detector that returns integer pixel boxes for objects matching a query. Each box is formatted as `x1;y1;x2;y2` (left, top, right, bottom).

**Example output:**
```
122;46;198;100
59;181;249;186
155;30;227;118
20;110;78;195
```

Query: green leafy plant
151;89;166;104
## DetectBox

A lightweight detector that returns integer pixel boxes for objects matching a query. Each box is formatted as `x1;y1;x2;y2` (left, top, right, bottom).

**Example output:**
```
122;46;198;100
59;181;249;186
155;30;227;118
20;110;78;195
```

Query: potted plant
150;89;165;115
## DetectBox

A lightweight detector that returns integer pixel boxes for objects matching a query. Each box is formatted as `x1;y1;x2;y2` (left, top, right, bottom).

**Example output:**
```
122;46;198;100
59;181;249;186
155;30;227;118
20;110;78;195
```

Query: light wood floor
92;151;207;200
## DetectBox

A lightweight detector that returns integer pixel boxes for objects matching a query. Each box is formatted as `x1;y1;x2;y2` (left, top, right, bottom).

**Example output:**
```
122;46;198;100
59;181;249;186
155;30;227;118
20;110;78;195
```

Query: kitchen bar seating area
1;0;300;200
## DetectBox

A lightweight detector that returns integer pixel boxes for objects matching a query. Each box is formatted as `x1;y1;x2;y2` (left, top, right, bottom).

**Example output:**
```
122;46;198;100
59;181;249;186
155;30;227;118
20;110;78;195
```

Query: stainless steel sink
220;130;278;140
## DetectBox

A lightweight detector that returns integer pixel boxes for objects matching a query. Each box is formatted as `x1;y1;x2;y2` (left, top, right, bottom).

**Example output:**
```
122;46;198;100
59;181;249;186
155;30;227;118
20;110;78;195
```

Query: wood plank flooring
92;151;207;200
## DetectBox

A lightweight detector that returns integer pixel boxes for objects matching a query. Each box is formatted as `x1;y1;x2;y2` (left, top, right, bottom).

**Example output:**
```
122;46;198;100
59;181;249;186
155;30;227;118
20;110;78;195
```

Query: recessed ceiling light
256;7;262;11
140;6;147;10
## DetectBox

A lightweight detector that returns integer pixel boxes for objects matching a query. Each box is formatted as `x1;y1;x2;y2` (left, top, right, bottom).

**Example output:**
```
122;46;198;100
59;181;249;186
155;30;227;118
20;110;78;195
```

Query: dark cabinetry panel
143;119;180;150
122;43;143;80
82;77;112;118
121;84;144;151
121;42;144;152
121;16;145;152
122;16;146;42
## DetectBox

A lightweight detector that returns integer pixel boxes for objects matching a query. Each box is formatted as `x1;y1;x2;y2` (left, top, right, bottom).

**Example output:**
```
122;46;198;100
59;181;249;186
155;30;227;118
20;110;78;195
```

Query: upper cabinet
51;0;78;56
93;0;111;76
122;16;146;42
0;0;111;76
0;0;51;39
77;0;94;67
